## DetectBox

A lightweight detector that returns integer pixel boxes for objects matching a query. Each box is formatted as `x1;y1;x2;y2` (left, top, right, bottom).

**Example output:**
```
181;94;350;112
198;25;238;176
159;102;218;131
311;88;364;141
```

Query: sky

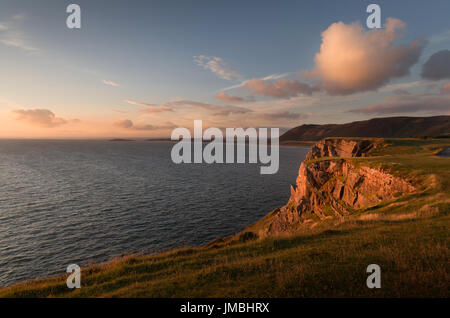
0;0;449;138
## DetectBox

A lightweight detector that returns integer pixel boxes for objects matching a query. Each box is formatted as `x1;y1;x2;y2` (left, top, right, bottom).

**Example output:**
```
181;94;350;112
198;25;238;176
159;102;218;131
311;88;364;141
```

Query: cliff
259;138;416;236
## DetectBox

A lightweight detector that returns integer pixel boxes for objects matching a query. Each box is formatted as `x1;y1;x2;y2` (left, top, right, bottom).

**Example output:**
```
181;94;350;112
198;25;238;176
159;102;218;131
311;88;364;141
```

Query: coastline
1;137;449;297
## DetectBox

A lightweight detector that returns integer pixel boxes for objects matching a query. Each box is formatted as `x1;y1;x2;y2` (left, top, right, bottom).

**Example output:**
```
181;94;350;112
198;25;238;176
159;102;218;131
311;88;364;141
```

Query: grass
0;138;449;298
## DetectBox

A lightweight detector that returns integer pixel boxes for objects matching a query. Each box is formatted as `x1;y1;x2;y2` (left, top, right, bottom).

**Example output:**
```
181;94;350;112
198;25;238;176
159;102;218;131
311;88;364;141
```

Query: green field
1;138;449;298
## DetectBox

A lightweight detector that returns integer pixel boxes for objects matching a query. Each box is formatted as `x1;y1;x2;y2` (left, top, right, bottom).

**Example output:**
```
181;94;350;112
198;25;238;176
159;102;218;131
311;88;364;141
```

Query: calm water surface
0;140;308;286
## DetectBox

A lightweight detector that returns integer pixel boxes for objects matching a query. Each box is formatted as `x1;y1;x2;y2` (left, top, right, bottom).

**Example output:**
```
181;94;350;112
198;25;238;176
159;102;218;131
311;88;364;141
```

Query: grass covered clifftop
1;138;449;298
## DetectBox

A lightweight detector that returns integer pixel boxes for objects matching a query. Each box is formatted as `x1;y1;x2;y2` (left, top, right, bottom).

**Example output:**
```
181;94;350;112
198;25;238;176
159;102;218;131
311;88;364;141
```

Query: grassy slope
1;138;449;298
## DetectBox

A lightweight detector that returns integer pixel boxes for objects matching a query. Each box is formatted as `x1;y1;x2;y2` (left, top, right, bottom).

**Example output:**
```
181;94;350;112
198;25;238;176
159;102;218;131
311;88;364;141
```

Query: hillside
0;138;449;297
280;116;450;142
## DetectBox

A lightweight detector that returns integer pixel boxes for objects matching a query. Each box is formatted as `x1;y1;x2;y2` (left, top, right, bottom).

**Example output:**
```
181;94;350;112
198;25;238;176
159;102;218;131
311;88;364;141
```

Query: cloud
393;89;411;96
305;18;425;95
244;78;318;98
257;111;308;121
113;119;176;131
261;73;292;81
139;106;174;114
349;94;450;114
441;82;450;94
113;119;134;129
421;50;450;80
124;100;173;113
166;99;252;116
215;92;244;102
0;15;37;51
220;81;250;92
125;100;157;107
0;35;37;51
212;108;250;116
194;55;242;80
125;98;250;116
430;29;450;44
12;109;76;127
378;80;423;93
220;72;291;92
102;80;120;87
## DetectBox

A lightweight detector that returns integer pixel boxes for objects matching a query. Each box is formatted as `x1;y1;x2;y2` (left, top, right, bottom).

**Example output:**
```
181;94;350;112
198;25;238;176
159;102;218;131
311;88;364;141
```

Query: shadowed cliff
280;116;450;142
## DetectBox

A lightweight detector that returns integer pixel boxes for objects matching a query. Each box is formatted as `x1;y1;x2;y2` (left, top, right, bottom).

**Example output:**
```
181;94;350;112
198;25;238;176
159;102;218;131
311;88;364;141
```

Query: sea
0;140;309;286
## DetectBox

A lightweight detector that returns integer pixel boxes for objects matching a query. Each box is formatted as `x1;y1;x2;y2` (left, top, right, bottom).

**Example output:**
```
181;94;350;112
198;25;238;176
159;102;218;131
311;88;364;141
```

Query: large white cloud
305;18;426;95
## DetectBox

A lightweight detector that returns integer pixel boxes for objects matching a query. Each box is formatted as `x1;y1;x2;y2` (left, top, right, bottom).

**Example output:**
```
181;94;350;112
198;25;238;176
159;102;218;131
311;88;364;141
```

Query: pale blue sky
0;0;449;138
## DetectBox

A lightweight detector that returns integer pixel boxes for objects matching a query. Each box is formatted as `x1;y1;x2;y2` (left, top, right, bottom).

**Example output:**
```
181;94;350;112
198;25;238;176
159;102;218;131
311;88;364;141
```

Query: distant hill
280;116;450;142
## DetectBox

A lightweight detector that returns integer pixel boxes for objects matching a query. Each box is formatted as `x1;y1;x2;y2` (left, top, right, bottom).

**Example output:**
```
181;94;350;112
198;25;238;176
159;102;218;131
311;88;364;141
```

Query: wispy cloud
125;100;157;107
166;99;252;116
430;29;450;44
220;72;291;92
102;80;120;87
379;81;424;93
0;33;37;51
139;106;174;114
220;80;251;92
349;94;450;115
113;119;176;131
261;73;292;81
194;55;242;81
124;100;174;113
0;14;37;51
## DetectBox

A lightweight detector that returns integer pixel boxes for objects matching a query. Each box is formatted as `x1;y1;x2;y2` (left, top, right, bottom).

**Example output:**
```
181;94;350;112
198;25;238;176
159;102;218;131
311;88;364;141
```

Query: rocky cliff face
306;139;377;160
263;139;415;236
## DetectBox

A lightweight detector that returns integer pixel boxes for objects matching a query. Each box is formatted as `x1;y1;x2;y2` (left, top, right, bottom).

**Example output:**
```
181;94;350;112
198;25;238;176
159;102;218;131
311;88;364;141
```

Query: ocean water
0;140;308;287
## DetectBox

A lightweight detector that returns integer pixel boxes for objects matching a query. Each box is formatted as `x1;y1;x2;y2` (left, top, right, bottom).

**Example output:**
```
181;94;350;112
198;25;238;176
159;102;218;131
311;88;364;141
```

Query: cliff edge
254;138;416;236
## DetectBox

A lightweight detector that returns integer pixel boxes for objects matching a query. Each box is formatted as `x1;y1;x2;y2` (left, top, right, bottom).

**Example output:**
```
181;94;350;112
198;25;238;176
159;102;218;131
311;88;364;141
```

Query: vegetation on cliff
280;116;450;142
0;138;449;297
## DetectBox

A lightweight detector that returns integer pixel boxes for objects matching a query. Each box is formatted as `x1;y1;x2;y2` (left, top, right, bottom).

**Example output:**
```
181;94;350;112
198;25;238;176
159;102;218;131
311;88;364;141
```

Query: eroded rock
263;139;415;236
